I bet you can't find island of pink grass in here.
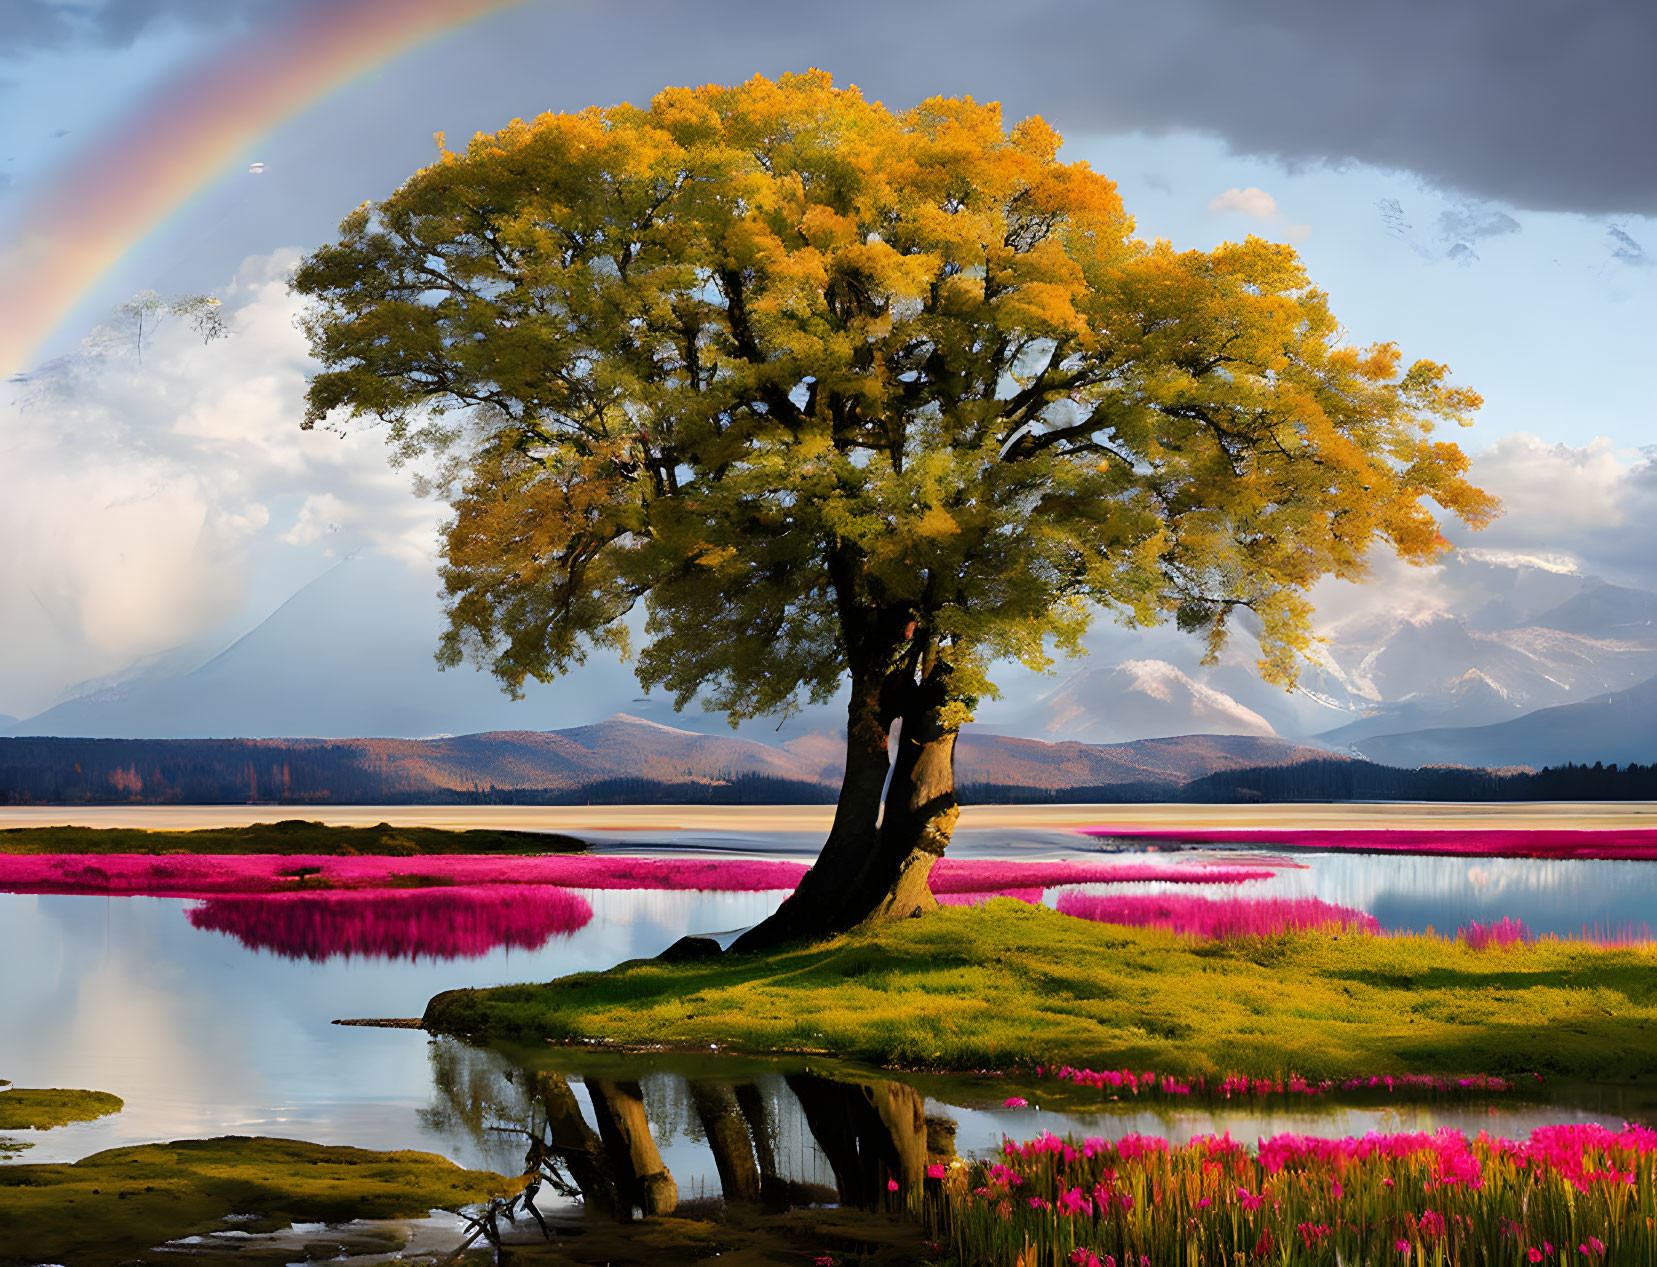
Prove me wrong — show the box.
[1082,825,1657,861]
[1457,917,1651,949]
[1030,1064,1521,1099]
[186,884,592,960]
[1055,891,1380,938]
[0,853,1278,899]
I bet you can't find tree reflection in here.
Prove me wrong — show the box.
[421,1040,958,1231]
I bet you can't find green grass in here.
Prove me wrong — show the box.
[0,1136,510,1267]
[0,1085,123,1130]
[0,818,587,855]
[424,900,1657,1079]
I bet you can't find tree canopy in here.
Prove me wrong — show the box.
[295,70,1493,723]
[292,72,1497,939]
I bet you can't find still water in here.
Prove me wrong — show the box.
[4,828,1655,1186]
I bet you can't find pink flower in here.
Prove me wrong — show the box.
[886,1179,899,1192]
[1396,1242,1410,1254]
[1004,1096,1029,1108]
[1528,1250,1544,1264]
[926,1164,947,1179]
[1331,1180,1343,1199]
[1297,1223,1331,1249]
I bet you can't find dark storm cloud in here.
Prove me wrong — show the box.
[7,0,1653,215]
[491,0,1655,218]
[0,0,76,52]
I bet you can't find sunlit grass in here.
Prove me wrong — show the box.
[0,1137,508,1266]
[425,901,1657,1079]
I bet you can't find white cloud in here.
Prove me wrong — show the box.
[1207,185,1310,244]
[1303,433,1657,642]
[0,250,441,716]
[1208,185,1278,218]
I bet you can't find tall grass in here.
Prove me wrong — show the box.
[923,1123,1656,1265]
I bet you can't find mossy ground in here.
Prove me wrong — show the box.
[0,818,586,855]
[425,900,1657,1079]
[0,1085,123,1129]
[462,1203,935,1266]
[0,1136,510,1267]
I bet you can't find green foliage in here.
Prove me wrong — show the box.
[292,71,1495,728]
[0,1137,508,1267]
[0,820,587,855]
[425,902,1657,1078]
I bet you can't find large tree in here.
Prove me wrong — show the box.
[291,72,1496,949]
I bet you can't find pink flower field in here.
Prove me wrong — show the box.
[1459,917,1653,950]
[926,1122,1657,1265]
[185,884,593,960]
[1081,825,1657,861]
[1028,1063,1520,1100]
[0,852,1279,898]
[1055,891,1381,937]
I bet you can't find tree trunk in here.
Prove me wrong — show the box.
[750,658,892,930]
[732,651,962,952]
[847,659,960,921]
[731,589,908,950]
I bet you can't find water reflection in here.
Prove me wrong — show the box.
[421,1042,953,1227]
[1071,849,1657,938]
[418,1040,1656,1237]
[3,841,1655,1175]
[184,885,592,961]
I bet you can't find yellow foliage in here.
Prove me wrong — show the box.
[292,69,1495,733]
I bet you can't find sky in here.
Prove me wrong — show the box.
[0,0,1654,724]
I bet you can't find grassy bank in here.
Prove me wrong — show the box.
[0,1083,124,1158]
[0,1085,123,1130]
[425,901,1657,1079]
[0,819,586,855]
[0,1137,508,1267]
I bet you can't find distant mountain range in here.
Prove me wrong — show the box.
[0,715,1326,805]
[1353,675,1657,770]
[5,550,1657,773]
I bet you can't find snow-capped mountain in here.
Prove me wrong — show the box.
[8,548,1657,772]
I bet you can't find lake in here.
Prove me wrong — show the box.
[3,807,1655,1255]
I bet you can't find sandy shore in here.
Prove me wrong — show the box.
[2,801,1656,835]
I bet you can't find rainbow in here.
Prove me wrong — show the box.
[0,0,529,379]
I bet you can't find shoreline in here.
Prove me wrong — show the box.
[5,800,1657,835]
